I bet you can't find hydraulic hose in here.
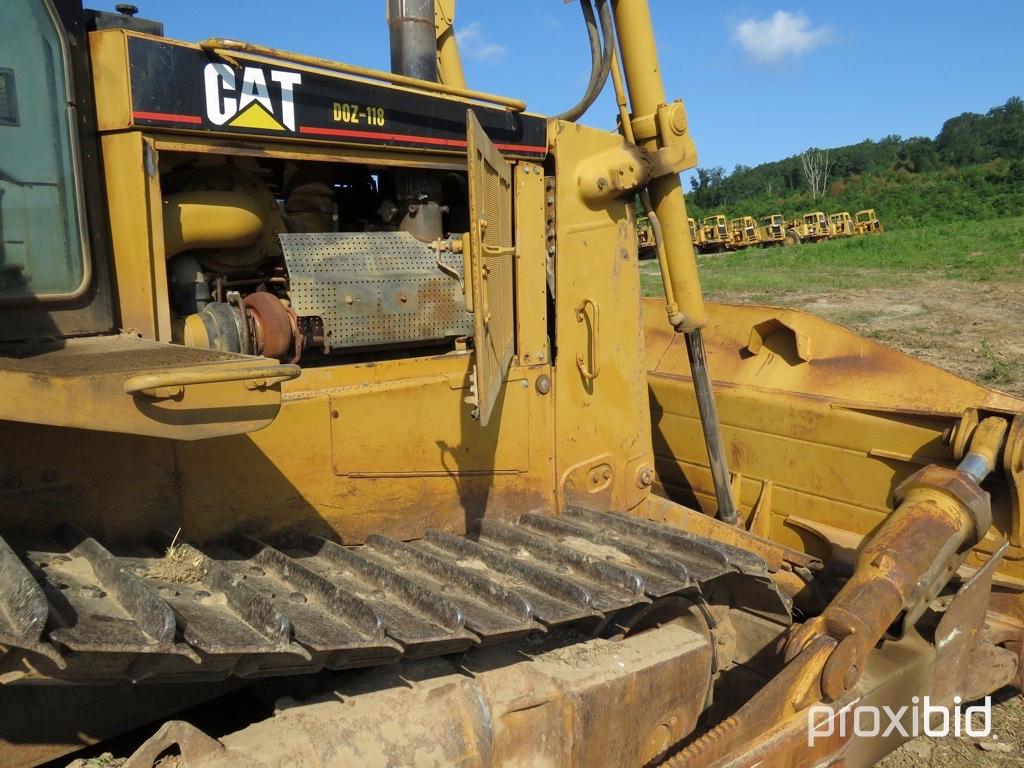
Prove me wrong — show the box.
[568,0,601,110]
[554,0,614,122]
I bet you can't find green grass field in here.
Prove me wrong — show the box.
[639,215,1024,298]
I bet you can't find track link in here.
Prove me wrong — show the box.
[0,509,788,684]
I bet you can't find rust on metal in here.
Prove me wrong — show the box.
[785,463,992,700]
[121,623,715,768]
[243,291,295,362]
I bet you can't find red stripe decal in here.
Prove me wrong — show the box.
[494,142,547,154]
[299,125,545,155]
[128,115,545,155]
[132,110,203,125]
[300,125,464,146]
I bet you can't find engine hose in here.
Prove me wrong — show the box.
[553,0,601,121]
[554,0,614,122]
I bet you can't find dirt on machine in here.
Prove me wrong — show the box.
[0,1,1020,767]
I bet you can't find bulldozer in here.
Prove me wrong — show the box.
[1,1,1021,767]
[856,208,885,235]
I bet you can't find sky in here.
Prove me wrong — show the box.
[136,1,1023,183]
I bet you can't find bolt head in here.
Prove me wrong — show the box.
[843,664,860,690]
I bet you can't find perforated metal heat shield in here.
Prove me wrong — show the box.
[280,231,473,351]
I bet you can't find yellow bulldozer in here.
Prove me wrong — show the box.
[0,1,1021,767]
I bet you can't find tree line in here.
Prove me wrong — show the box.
[686,97,1024,228]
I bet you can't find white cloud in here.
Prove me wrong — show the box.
[456,22,507,63]
[733,11,833,63]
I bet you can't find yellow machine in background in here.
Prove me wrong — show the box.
[856,207,885,234]
[788,210,831,244]
[758,213,786,245]
[728,215,762,249]
[0,1,1016,767]
[637,215,657,256]
[700,214,730,252]
[687,216,706,251]
[828,211,856,237]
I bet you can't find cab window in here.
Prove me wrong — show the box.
[0,0,87,300]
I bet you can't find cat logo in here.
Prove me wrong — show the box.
[203,63,302,131]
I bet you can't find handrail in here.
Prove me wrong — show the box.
[199,38,526,112]
[124,364,301,396]
[575,298,600,382]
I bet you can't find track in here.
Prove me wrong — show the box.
[0,508,789,685]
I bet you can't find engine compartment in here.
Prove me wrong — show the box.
[160,154,478,366]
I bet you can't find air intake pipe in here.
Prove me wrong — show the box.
[387,0,438,82]
[387,0,445,241]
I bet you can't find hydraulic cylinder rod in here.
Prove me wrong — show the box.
[611,0,736,522]
[685,330,735,522]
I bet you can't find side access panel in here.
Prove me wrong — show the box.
[0,334,299,439]
[466,110,515,427]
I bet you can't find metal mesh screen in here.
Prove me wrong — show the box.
[279,231,472,352]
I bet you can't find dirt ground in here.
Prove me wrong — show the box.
[873,688,1024,768]
[712,278,1024,767]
